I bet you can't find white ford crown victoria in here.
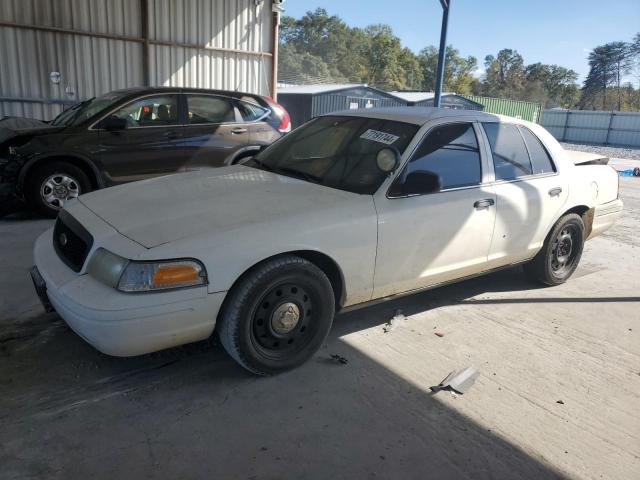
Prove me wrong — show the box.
[32,108,623,374]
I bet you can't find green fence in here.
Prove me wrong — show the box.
[461,95,542,123]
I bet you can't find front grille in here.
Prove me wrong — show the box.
[53,210,94,272]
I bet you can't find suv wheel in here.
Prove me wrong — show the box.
[217,255,335,375]
[25,162,92,217]
[524,213,585,286]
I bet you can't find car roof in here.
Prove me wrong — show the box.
[326,107,517,126]
[108,86,265,100]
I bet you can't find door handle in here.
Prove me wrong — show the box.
[473,198,495,210]
[164,131,180,139]
[548,187,562,197]
[231,127,247,134]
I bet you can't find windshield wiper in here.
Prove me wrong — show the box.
[52,97,95,126]
[273,166,322,184]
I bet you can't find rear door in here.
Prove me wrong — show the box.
[182,94,249,168]
[236,98,280,147]
[481,122,568,267]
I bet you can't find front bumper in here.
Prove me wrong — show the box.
[33,229,227,356]
[0,180,16,200]
[0,157,20,199]
[587,198,624,240]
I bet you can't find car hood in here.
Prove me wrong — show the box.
[78,165,361,248]
[0,121,64,144]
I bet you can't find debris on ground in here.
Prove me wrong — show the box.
[430,367,480,395]
[556,400,565,405]
[383,310,406,333]
[329,354,348,365]
[434,331,445,338]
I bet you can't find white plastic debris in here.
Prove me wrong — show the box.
[430,367,480,395]
[383,310,406,333]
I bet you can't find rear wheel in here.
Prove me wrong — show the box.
[25,162,92,217]
[524,213,585,286]
[217,255,335,375]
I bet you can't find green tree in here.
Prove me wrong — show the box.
[417,46,477,94]
[277,44,337,84]
[482,49,525,99]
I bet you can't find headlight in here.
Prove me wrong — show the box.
[87,248,207,293]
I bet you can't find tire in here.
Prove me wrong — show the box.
[25,162,92,218]
[524,213,585,286]
[231,150,258,165]
[217,255,335,375]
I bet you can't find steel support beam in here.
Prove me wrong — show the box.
[271,11,280,100]
[0,21,273,58]
[140,0,150,86]
[433,0,450,108]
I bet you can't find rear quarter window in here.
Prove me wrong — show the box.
[483,123,533,181]
[520,126,556,174]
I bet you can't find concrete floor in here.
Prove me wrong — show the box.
[1,177,639,480]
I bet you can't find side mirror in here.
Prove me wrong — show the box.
[376,147,401,173]
[390,170,442,197]
[102,115,127,131]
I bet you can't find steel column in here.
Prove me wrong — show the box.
[434,0,450,108]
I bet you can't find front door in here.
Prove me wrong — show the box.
[97,94,183,183]
[373,122,496,298]
[182,94,249,168]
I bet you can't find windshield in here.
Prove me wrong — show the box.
[51,91,129,127]
[246,115,419,194]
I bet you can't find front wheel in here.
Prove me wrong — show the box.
[524,213,585,286]
[25,162,92,217]
[217,255,335,375]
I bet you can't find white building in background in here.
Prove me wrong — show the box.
[0,0,282,120]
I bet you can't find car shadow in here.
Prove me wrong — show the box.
[0,267,573,479]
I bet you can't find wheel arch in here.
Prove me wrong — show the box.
[559,204,594,239]
[18,154,104,194]
[223,250,346,311]
[226,146,262,165]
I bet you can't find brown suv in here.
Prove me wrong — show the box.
[0,87,291,216]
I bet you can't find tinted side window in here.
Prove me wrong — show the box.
[112,95,178,127]
[186,96,235,124]
[520,126,556,174]
[237,100,269,121]
[483,123,532,180]
[400,123,481,190]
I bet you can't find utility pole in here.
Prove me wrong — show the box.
[433,0,451,107]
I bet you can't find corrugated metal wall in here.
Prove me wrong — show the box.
[540,109,640,147]
[413,95,483,111]
[0,0,273,120]
[148,0,272,94]
[312,94,405,117]
[462,95,542,123]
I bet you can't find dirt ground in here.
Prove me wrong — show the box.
[1,175,639,480]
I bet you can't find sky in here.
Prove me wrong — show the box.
[282,0,640,84]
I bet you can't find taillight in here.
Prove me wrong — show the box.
[270,102,291,133]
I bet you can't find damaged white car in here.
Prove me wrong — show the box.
[31,108,623,374]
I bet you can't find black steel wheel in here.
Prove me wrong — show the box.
[524,213,585,286]
[218,255,335,375]
[252,283,317,356]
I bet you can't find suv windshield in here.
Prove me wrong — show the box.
[51,91,129,127]
[246,115,419,194]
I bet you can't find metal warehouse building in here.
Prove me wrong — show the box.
[0,0,279,120]
[277,84,407,128]
[389,91,483,110]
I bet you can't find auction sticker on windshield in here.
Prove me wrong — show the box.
[360,129,399,145]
